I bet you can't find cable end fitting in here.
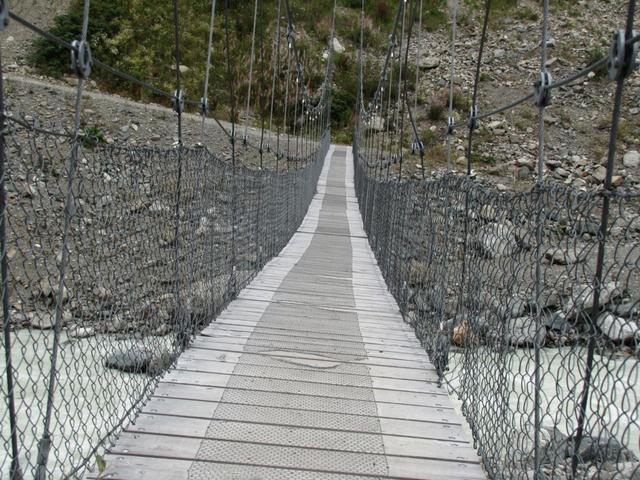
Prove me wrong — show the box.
[608,29,638,81]
[173,89,185,114]
[71,40,92,79]
[533,70,552,108]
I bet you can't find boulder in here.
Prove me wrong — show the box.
[418,55,440,70]
[597,312,638,342]
[623,150,640,168]
[104,347,155,374]
[563,282,620,317]
[544,247,579,265]
[331,37,345,53]
[504,316,546,347]
[475,221,518,258]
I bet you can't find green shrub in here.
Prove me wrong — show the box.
[428,104,444,121]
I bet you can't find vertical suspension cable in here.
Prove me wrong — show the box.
[533,2,550,478]
[398,0,418,179]
[465,0,491,175]
[267,0,282,157]
[173,0,183,145]
[445,0,458,171]
[414,0,423,114]
[224,0,238,294]
[171,0,188,349]
[572,1,636,476]
[394,0,406,169]
[201,0,217,141]
[257,0,266,168]
[356,0,365,160]
[243,0,259,143]
[282,33,292,162]
[36,2,91,478]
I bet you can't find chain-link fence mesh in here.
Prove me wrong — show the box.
[0,110,328,479]
[354,150,640,479]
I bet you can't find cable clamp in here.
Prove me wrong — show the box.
[468,104,478,130]
[0,1,8,31]
[533,70,552,107]
[71,40,92,79]
[200,97,209,116]
[287,27,294,49]
[608,28,639,81]
[411,140,424,155]
[173,89,184,114]
[447,116,455,135]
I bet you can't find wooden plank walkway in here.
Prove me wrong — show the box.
[94,146,485,479]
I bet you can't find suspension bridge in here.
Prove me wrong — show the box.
[1,0,639,479]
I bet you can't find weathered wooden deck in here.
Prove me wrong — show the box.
[95,146,485,479]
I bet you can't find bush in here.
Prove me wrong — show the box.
[428,104,444,121]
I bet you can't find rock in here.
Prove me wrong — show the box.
[418,55,440,70]
[623,150,640,168]
[452,320,469,347]
[504,316,546,347]
[69,326,95,338]
[544,248,579,265]
[331,37,345,54]
[39,279,69,302]
[611,175,625,187]
[30,310,71,329]
[610,300,638,319]
[554,167,570,178]
[544,113,558,125]
[104,347,155,374]
[517,166,531,180]
[591,165,607,184]
[475,221,518,258]
[545,311,571,332]
[574,435,638,464]
[493,48,505,59]
[572,178,587,189]
[564,282,620,317]
[170,64,190,74]
[501,297,527,318]
[516,157,535,170]
[597,312,638,342]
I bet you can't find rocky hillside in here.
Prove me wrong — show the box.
[401,0,639,190]
[1,0,638,183]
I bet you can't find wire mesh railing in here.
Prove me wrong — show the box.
[0,0,334,477]
[354,162,640,479]
[0,113,328,479]
[353,0,639,479]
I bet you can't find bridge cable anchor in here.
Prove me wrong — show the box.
[447,116,455,135]
[411,140,424,156]
[173,89,184,114]
[468,104,478,130]
[71,40,92,79]
[607,28,639,81]
[200,97,209,117]
[533,70,552,107]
